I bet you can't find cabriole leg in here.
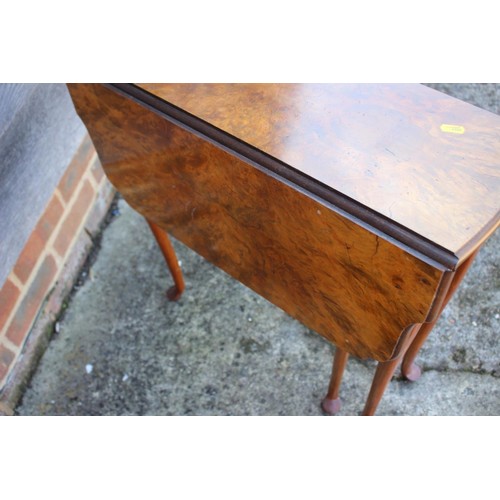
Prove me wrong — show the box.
[402,250,478,381]
[147,219,185,301]
[322,347,349,415]
[362,357,401,416]
[362,324,421,415]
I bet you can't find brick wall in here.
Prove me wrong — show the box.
[0,134,115,402]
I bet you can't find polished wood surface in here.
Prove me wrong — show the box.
[138,83,500,265]
[67,83,499,415]
[68,83,447,362]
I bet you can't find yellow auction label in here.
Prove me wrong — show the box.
[440,124,465,134]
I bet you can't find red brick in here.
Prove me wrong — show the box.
[14,195,64,283]
[57,134,94,203]
[53,180,95,258]
[36,194,64,242]
[90,156,105,184]
[0,280,21,332]
[0,344,16,384]
[6,255,58,346]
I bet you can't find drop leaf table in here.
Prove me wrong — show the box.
[67,84,500,415]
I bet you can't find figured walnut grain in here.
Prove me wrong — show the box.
[138,83,500,264]
[68,84,448,362]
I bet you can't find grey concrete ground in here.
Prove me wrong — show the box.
[17,84,500,416]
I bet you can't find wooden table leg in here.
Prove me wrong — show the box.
[321,347,349,415]
[362,357,402,416]
[361,324,421,415]
[401,250,478,381]
[146,219,185,301]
